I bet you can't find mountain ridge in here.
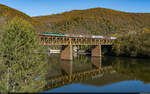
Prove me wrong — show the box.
[32,7,150,36]
[0,4,150,36]
[33,7,150,18]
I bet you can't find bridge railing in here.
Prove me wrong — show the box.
[39,36,115,45]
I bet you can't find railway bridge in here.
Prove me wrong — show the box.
[39,32,116,60]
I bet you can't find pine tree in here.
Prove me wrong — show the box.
[0,17,48,92]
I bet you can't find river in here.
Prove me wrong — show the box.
[43,54,150,93]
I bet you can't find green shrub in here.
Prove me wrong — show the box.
[0,17,48,92]
[112,30,150,57]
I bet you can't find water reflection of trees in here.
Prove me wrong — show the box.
[46,54,103,79]
[73,54,91,64]
[42,55,150,91]
[112,57,150,84]
[46,54,150,84]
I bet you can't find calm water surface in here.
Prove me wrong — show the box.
[43,54,150,93]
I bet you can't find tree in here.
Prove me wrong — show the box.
[112,30,150,57]
[0,17,48,92]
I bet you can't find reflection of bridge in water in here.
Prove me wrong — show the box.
[40,35,116,60]
[43,56,115,91]
[40,54,150,92]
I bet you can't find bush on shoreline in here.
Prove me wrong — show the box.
[112,29,150,58]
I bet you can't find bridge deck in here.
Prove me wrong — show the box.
[40,36,115,45]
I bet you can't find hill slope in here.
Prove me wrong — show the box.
[33,8,150,36]
[0,4,48,33]
[1,4,150,36]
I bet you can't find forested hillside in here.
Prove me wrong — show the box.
[33,8,150,36]
[1,4,150,36]
[0,4,48,33]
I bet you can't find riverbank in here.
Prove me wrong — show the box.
[112,31,150,58]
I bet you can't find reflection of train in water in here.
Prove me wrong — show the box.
[41,32,117,40]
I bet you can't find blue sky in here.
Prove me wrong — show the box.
[0,0,150,17]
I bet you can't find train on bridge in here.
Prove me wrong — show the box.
[41,32,117,40]
[40,32,116,60]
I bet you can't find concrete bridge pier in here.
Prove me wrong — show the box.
[61,45,73,60]
[92,45,102,57]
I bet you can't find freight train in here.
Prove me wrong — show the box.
[41,32,117,39]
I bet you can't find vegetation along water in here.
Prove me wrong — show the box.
[0,3,150,93]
